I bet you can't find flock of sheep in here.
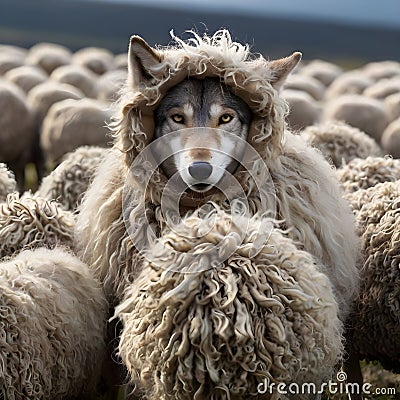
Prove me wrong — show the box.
[0,36,400,399]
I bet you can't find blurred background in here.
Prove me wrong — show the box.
[1,0,399,65]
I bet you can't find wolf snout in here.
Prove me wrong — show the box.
[188,162,213,180]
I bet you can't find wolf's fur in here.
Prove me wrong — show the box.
[75,29,359,398]
[154,77,252,191]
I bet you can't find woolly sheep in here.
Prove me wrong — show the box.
[363,60,400,81]
[0,247,107,399]
[0,192,75,258]
[284,73,325,100]
[72,46,114,75]
[5,65,48,94]
[40,98,112,164]
[381,118,400,158]
[323,94,388,141]
[384,92,400,123]
[96,69,126,102]
[116,210,343,399]
[26,42,72,75]
[0,79,36,185]
[50,64,98,98]
[299,59,343,87]
[324,71,374,100]
[36,146,106,212]
[27,80,84,126]
[336,156,400,194]
[301,121,382,168]
[345,180,400,373]
[0,44,27,59]
[0,52,25,75]
[0,163,16,202]
[363,77,400,100]
[282,89,320,130]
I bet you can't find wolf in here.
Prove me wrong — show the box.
[153,77,253,193]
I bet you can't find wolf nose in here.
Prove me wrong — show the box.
[188,162,213,180]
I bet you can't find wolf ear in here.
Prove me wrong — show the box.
[128,35,162,88]
[268,52,302,90]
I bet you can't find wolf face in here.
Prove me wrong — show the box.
[154,78,253,193]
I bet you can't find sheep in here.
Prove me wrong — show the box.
[385,92,400,122]
[301,121,382,168]
[115,209,343,399]
[0,44,28,59]
[25,42,72,75]
[0,192,75,258]
[0,163,16,202]
[27,81,84,127]
[345,180,400,374]
[96,69,126,102]
[381,118,400,158]
[283,73,325,100]
[324,71,374,100]
[36,146,106,212]
[282,89,320,130]
[72,46,114,75]
[299,59,343,87]
[5,65,48,94]
[336,156,400,194]
[0,52,25,75]
[0,247,107,400]
[40,98,112,165]
[76,30,358,396]
[363,77,400,100]
[50,64,98,98]
[362,60,400,81]
[0,79,36,186]
[322,94,388,142]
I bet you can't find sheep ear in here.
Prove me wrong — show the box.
[268,52,302,90]
[128,35,162,88]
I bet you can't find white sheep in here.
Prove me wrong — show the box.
[363,77,400,100]
[72,46,114,75]
[362,60,400,81]
[36,146,106,212]
[384,92,400,123]
[0,247,107,399]
[282,89,320,130]
[323,94,388,142]
[284,73,325,100]
[0,192,75,258]
[40,98,112,165]
[337,156,400,194]
[25,42,72,75]
[324,71,374,100]
[50,64,98,98]
[0,79,36,186]
[299,59,343,87]
[381,118,400,158]
[301,121,382,168]
[5,65,48,94]
[27,81,84,126]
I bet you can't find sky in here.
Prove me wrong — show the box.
[102,0,400,29]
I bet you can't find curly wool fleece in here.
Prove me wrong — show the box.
[76,30,358,322]
[0,247,107,400]
[115,209,342,400]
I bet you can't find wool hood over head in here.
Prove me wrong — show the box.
[111,30,301,168]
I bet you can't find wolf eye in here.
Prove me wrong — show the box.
[219,114,233,124]
[171,114,184,124]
